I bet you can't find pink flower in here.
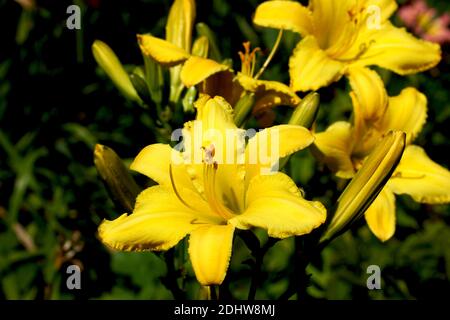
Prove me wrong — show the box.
[398,0,450,44]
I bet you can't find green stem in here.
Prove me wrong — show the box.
[247,253,263,300]
[161,249,185,300]
[244,235,277,300]
[210,285,218,300]
[278,234,324,300]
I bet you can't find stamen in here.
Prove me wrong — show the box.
[203,143,216,165]
[328,3,368,59]
[238,41,261,77]
[202,145,235,220]
[169,163,195,210]
[254,29,283,80]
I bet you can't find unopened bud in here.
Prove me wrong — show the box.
[233,93,256,127]
[288,92,320,129]
[320,131,406,244]
[166,0,196,53]
[130,73,152,106]
[94,144,142,213]
[182,86,198,113]
[92,40,141,102]
[196,22,222,61]
[192,36,209,59]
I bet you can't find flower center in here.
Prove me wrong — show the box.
[334,40,375,63]
[326,3,374,61]
[202,144,236,221]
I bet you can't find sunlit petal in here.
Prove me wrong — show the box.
[379,88,427,144]
[188,224,235,285]
[253,0,313,36]
[289,36,345,91]
[347,66,388,123]
[229,173,326,238]
[98,186,219,252]
[245,124,314,179]
[312,122,356,178]
[365,186,396,242]
[236,73,300,113]
[389,145,450,204]
[355,23,441,75]
[138,34,189,67]
[180,56,230,87]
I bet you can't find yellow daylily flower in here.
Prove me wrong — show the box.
[179,41,301,123]
[313,66,450,241]
[137,0,205,102]
[98,95,326,285]
[137,0,196,64]
[253,0,441,91]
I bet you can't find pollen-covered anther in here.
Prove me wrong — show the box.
[238,41,261,77]
[203,143,216,165]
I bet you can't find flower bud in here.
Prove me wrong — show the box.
[192,36,209,59]
[288,92,320,129]
[94,144,142,213]
[233,93,256,127]
[166,0,196,53]
[320,131,406,244]
[182,86,198,113]
[92,40,141,102]
[196,22,222,61]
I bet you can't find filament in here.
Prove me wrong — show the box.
[254,29,283,80]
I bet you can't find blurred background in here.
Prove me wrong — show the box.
[0,0,449,299]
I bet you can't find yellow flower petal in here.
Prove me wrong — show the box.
[180,56,230,87]
[350,91,384,158]
[229,173,326,238]
[195,95,237,137]
[245,124,314,179]
[98,186,214,252]
[165,0,196,53]
[312,122,355,178]
[188,224,235,285]
[355,23,441,75]
[137,34,189,67]
[379,88,427,144]
[347,66,388,123]
[309,0,358,50]
[236,73,300,113]
[289,36,345,91]
[253,0,313,36]
[367,0,398,22]
[364,186,396,242]
[130,143,193,188]
[389,145,450,204]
